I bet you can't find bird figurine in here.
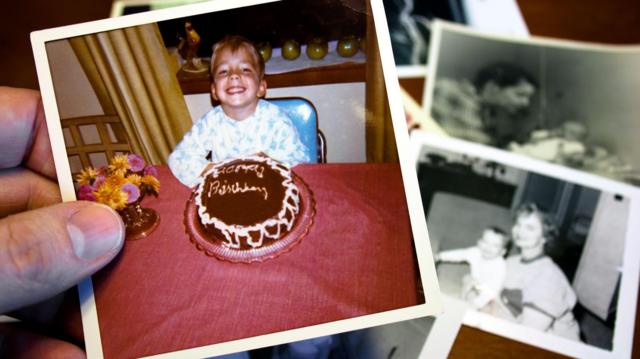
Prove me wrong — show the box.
[179,21,208,73]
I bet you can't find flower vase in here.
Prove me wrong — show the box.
[119,199,160,240]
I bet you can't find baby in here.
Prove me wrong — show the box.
[168,35,310,187]
[437,227,508,309]
[508,121,587,166]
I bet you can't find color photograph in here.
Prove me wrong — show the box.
[31,0,441,357]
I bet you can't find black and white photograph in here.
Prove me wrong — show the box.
[383,0,464,66]
[423,21,640,187]
[383,0,527,70]
[410,131,640,358]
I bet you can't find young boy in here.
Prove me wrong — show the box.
[437,227,508,310]
[169,35,310,187]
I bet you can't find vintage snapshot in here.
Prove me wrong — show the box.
[384,0,527,77]
[411,131,640,358]
[383,0,464,67]
[423,21,640,187]
[30,0,441,357]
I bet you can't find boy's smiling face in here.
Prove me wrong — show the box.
[211,45,266,121]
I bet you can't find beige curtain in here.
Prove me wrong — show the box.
[69,23,192,165]
[364,5,398,163]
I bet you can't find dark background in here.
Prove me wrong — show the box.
[2,1,640,90]
[155,0,366,55]
[1,0,639,357]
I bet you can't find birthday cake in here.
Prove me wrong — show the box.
[194,155,301,250]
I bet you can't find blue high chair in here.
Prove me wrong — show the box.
[268,98,326,163]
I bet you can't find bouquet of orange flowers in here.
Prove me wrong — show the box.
[75,153,160,210]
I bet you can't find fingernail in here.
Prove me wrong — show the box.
[67,203,125,260]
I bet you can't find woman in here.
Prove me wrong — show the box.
[497,203,581,341]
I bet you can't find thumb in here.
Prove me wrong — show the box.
[0,201,125,314]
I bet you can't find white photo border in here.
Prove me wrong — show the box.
[31,0,442,357]
[396,64,429,79]
[417,297,467,358]
[423,20,640,107]
[110,0,209,18]
[410,130,640,359]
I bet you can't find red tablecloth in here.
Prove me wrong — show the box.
[92,163,421,358]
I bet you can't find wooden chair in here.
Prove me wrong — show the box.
[60,115,132,174]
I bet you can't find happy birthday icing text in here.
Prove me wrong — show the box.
[208,180,269,200]
[221,163,265,178]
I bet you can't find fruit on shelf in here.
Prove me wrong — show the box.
[257,42,272,62]
[306,37,328,60]
[281,39,301,60]
[337,35,359,57]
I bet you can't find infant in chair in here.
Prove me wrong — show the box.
[436,227,508,310]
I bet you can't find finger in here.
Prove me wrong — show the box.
[8,289,85,345]
[0,322,85,359]
[0,201,125,314]
[0,87,56,180]
[7,290,85,350]
[0,168,62,217]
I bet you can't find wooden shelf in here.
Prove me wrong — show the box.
[177,61,366,94]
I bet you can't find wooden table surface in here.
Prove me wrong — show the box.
[1,1,639,357]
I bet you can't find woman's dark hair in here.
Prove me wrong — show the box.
[514,202,558,243]
[474,62,538,90]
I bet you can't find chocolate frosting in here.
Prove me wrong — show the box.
[194,156,300,250]
[201,160,286,225]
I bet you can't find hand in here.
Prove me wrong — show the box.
[0,87,125,356]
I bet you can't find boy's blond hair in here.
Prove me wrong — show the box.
[210,35,265,79]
